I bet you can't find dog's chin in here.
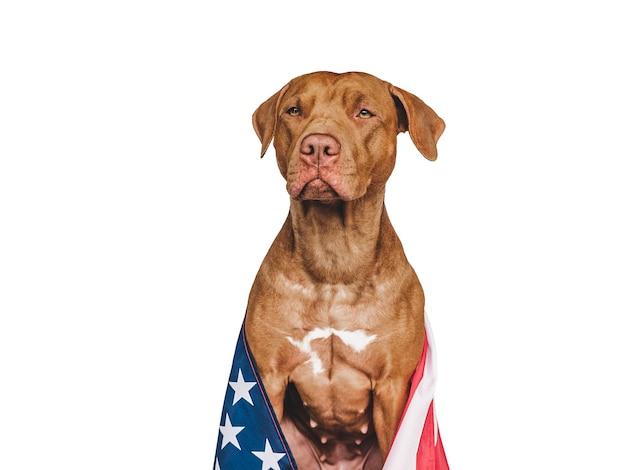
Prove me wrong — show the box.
[296,179,342,203]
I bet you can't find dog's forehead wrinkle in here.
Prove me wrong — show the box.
[289,74,383,113]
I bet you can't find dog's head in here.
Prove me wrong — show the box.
[253,71,445,202]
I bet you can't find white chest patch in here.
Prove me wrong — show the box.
[286,328,377,375]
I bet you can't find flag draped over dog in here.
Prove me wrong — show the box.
[213,316,448,469]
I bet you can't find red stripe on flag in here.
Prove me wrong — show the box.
[416,402,449,469]
[383,315,449,469]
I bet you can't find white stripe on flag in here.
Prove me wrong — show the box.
[382,314,438,469]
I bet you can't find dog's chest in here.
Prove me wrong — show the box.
[286,326,377,375]
[281,282,384,382]
[275,276,395,379]
[285,281,380,354]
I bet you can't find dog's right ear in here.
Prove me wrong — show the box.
[252,83,291,158]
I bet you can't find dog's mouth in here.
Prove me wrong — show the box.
[297,178,340,202]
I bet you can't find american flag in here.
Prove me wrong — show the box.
[213,315,448,469]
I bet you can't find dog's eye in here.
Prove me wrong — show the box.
[286,106,301,116]
[358,109,374,118]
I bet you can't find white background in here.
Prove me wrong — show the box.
[1,1,625,468]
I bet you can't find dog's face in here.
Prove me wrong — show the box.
[253,71,445,202]
[271,72,400,202]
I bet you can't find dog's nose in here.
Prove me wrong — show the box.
[299,134,341,166]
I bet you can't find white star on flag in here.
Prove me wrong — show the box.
[228,368,256,406]
[219,414,245,450]
[251,438,286,470]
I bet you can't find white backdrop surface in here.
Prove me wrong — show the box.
[1,1,625,468]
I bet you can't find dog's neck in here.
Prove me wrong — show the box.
[286,188,394,284]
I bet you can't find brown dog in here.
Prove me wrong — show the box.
[245,71,444,469]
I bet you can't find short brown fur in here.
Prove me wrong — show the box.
[245,71,444,469]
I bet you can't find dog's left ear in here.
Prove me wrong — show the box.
[390,85,445,161]
[252,83,291,158]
